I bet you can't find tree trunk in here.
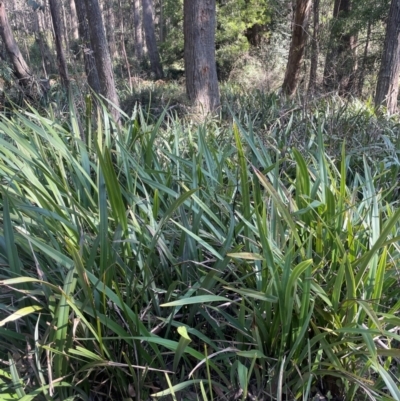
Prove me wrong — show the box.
[308,0,320,95]
[49,0,84,141]
[118,0,132,86]
[282,0,312,96]
[142,0,163,78]
[61,1,70,57]
[84,0,120,122]
[0,2,32,87]
[69,0,79,40]
[375,0,400,114]
[159,0,164,43]
[323,0,357,94]
[48,0,70,90]
[34,9,55,76]
[104,0,117,59]
[184,0,220,113]
[132,0,144,60]
[74,0,101,94]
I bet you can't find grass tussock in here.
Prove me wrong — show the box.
[0,93,400,400]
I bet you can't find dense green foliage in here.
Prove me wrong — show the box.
[158,0,271,79]
[1,92,400,400]
[1,0,400,399]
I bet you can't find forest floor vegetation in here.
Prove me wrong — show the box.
[1,86,400,401]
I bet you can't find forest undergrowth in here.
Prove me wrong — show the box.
[1,88,400,401]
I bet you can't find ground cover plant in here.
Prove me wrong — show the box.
[1,95,400,401]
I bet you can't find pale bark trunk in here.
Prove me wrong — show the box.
[132,0,144,60]
[61,1,70,56]
[84,0,120,122]
[308,0,320,95]
[282,0,312,96]
[159,0,164,42]
[118,0,132,86]
[74,0,101,94]
[142,0,163,78]
[34,9,55,76]
[0,2,32,87]
[184,0,220,113]
[104,0,117,59]
[375,0,400,114]
[69,0,79,40]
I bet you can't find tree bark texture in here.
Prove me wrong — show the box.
[69,0,79,40]
[282,0,312,96]
[34,9,55,76]
[84,0,120,122]
[74,0,101,94]
[118,0,132,85]
[142,0,163,78]
[308,0,320,94]
[375,0,400,114]
[132,0,144,60]
[49,0,70,90]
[323,0,357,94]
[61,1,70,56]
[184,0,220,113]
[104,0,117,59]
[0,2,32,86]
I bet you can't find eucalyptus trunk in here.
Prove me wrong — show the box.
[375,0,400,114]
[84,0,120,122]
[74,0,101,94]
[0,2,32,87]
[48,0,70,90]
[69,0,79,40]
[184,0,220,114]
[104,0,117,59]
[61,1,70,56]
[132,0,144,60]
[34,9,55,76]
[308,0,320,94]
[142,0,163,78]
[282,0,312,96]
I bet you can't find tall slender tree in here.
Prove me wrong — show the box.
[375,0,400,114]
[61,1,70,56]
[142,0,163,78]
[132,0,144,60]
[308,0,320,95]
[184,0,220,113]
[84,0,120,122]
[74,0,101,94]
[48,0,69,90]
[34,7,55,76]
[69,0,79,40]
[49,0,84,140]
[104,0,117,59]
[282,0,312,96]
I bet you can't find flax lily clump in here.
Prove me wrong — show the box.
[0,99,400,400]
